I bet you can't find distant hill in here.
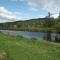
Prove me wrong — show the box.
[0,17,54,32]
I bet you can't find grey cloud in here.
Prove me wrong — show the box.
[26,0,60,14]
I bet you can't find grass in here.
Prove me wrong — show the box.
[0,33,60,60]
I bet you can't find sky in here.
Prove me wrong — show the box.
[0,0,60,23]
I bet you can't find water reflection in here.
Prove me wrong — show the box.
[0,30,60,41]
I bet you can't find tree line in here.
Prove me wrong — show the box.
[0,12,60,42]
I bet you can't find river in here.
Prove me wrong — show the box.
[0,30,58,40]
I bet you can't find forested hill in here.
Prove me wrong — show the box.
[0,18,47,31]
[0,17,60,32]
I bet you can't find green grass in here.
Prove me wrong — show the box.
[0,33,60,60]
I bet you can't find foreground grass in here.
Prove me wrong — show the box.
[0,33,60,60]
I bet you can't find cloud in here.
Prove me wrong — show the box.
[27,2,39,12]
[10,0,60,18]
[25,0,60,18]
[28,7,39,12]
[26,0,60,14]
[0,6,24,22]
[52,14,59,18]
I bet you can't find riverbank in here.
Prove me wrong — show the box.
[0,33,60,60]
[0,28,57,33]
[0,27,59,33]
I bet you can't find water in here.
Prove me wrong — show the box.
[0,30,58,40]
[0,30,44,40]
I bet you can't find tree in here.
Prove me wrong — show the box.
[55,13,60,42]
[44,12,54,41]
[58,13,60,19]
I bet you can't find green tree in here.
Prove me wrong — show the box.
[44,12,54,41]
[54,13,60,42]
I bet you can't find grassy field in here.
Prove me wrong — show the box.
[0,33,60,60]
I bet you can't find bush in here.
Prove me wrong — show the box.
[31,38,37,40]
[17,35,24,38]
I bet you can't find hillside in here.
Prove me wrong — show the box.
[0,33,60,60]
[0,17,59,32]
[0,18,52,32]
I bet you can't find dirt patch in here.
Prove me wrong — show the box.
[0,52,7,60]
